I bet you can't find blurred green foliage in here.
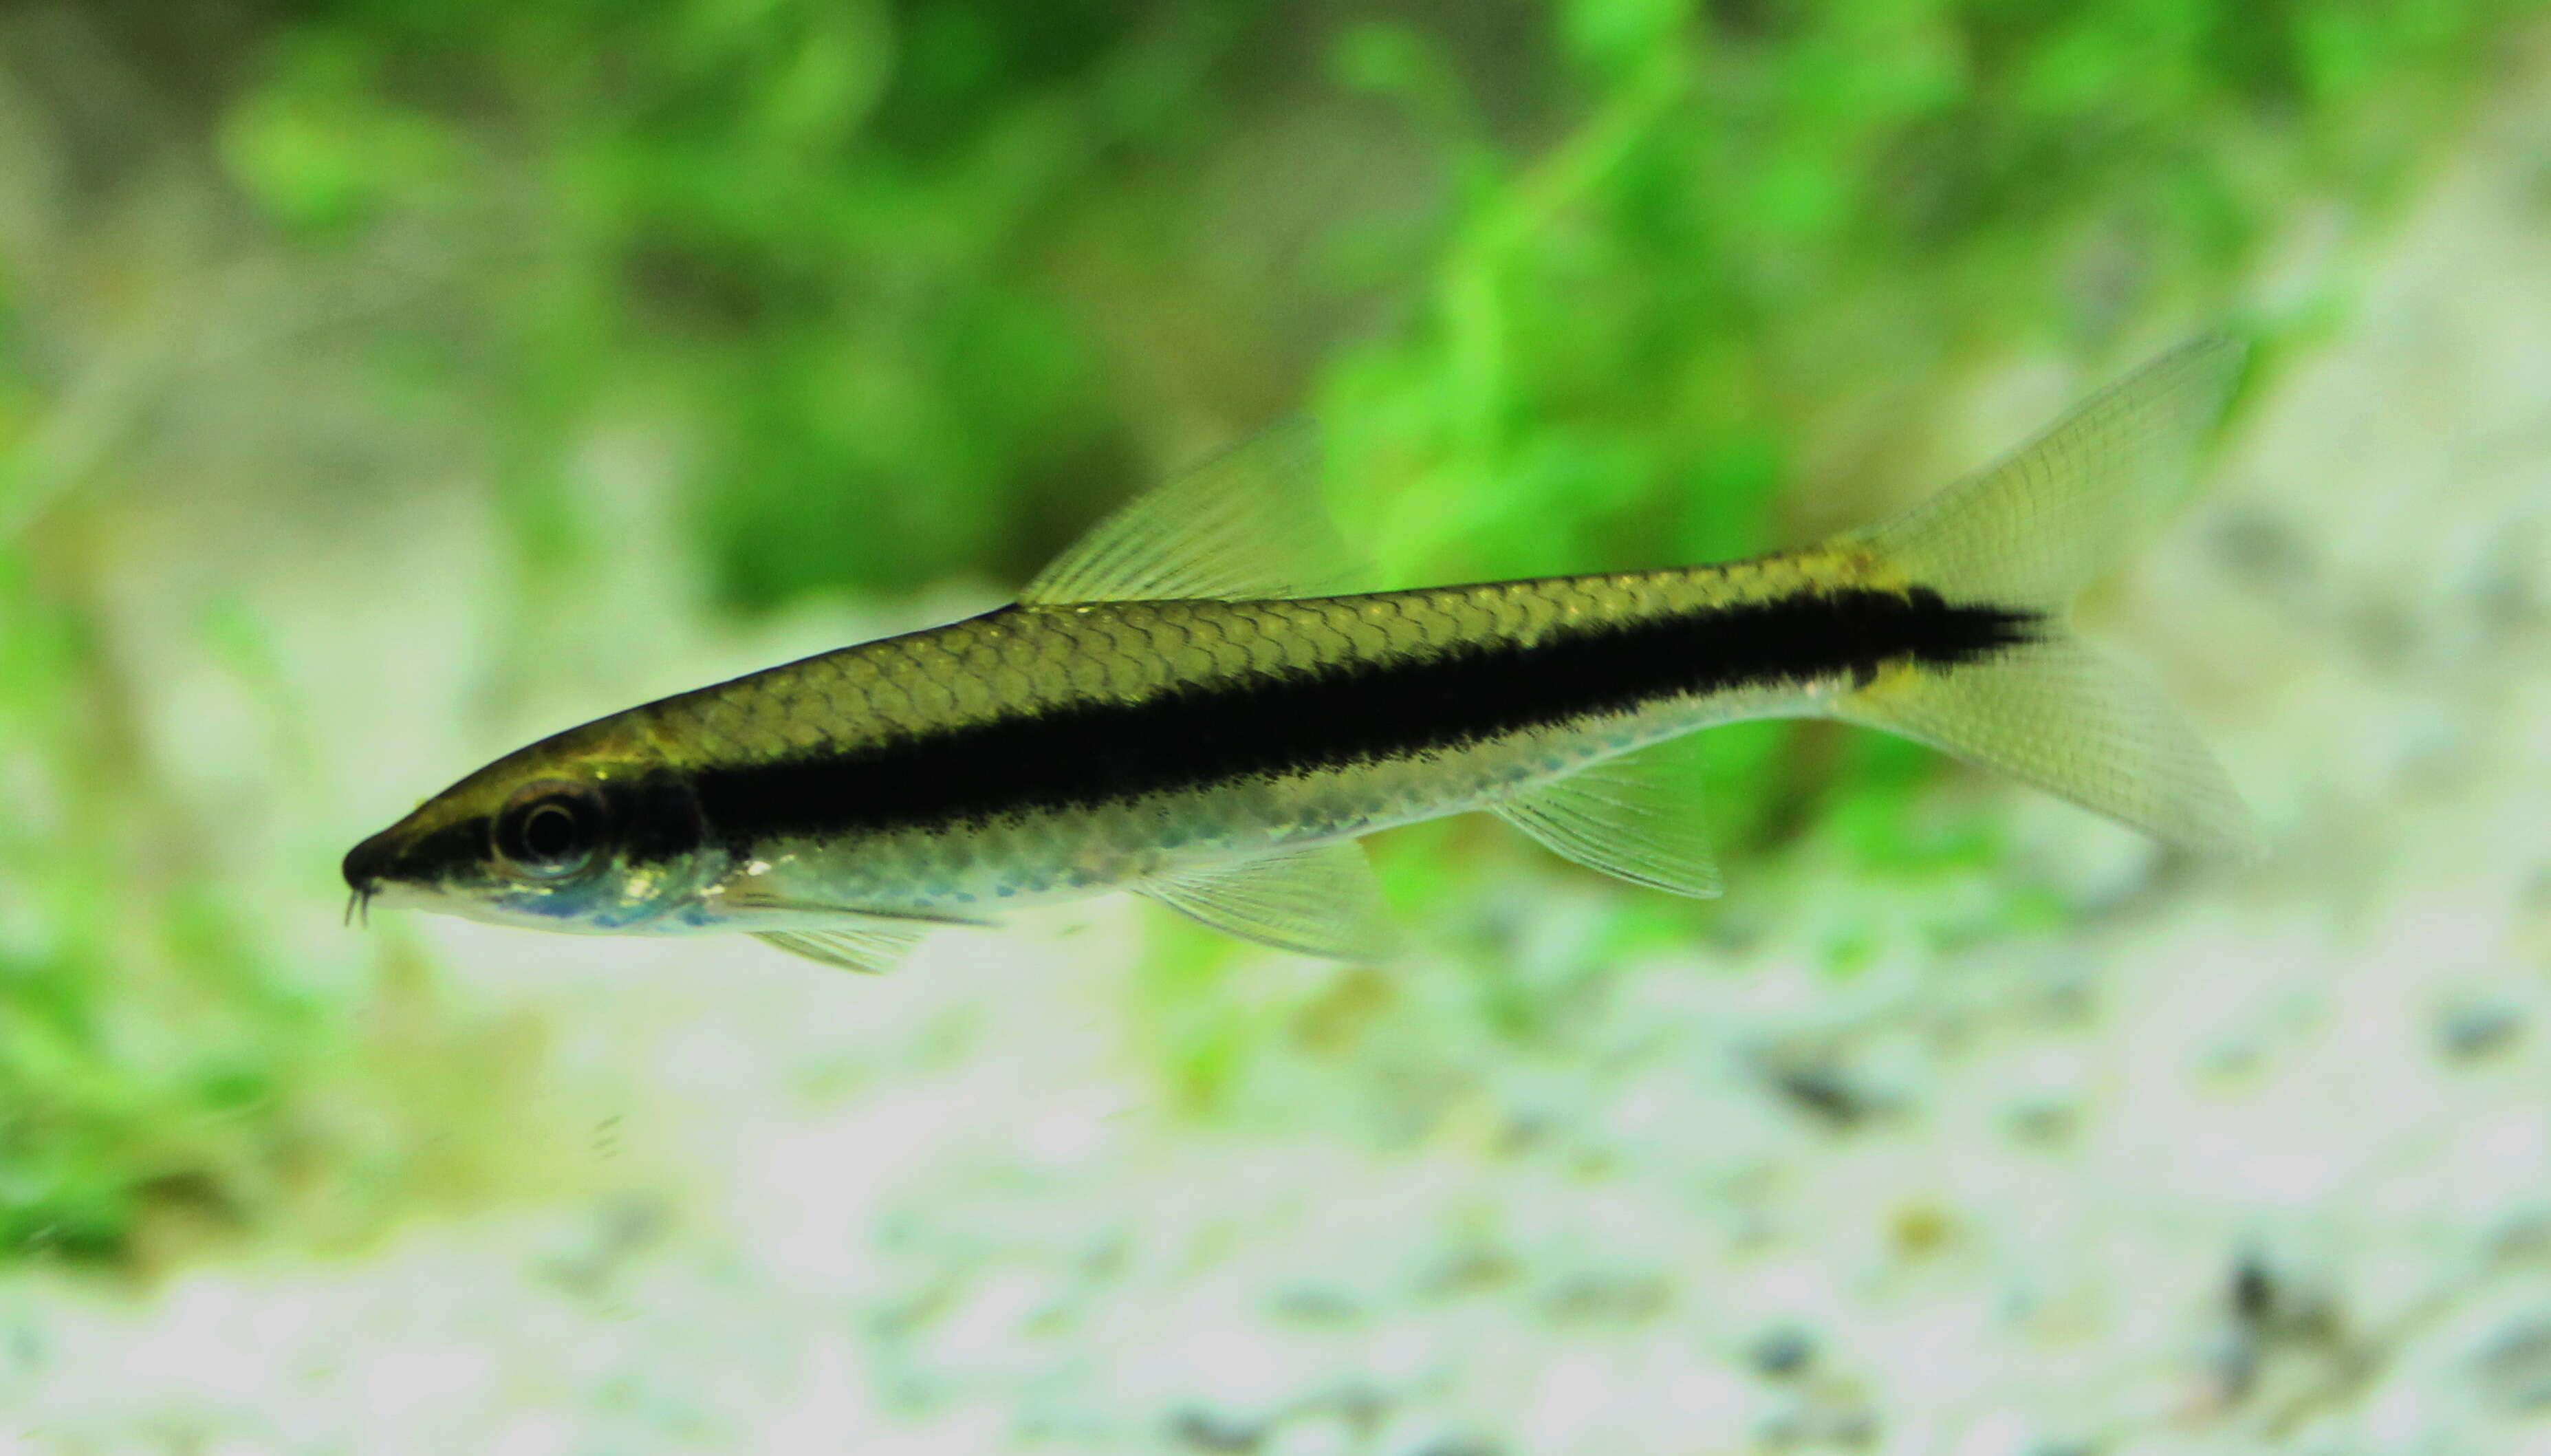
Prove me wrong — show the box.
[0,550,562,1264]
[219,0,2514,843]
[219,0,2510,598]
[0,0,2530,1258]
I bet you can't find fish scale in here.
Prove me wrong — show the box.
[599,561,1863,918]
[647,561,1822,767]
[345,336,2255,970]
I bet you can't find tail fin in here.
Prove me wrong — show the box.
[1835,334,2259,857]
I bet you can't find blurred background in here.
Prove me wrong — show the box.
[3,1,2549,1451]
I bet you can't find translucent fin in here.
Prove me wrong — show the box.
[1492,734,1722,898]
[752,924,926,975]
[717,886,997,928]
[1829,334,2259,858]
[1847,333,2247,610]
[1138,843,1399,961]
[1021,417,1380,605]
[1839,639,2259,856]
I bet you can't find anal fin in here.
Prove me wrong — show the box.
[1492,733,1723,898]
[752,924,926,975]
[1138,842,1399,961]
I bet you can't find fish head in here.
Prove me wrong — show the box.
[343,728,715,934]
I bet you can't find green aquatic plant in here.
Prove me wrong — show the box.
[0,550,596,1263]
[0,0,2529,1263]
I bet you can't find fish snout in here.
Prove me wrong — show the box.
[342,827,400,898]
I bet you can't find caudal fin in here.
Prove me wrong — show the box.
[1834,334,2259,858]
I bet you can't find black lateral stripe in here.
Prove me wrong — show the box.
[688,587,2037,845]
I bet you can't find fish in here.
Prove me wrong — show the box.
[343,334,2257,973]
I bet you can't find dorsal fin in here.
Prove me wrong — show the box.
[1137,843,1399,961]
[1020,417,1380,605]
[1490,734,1722,898]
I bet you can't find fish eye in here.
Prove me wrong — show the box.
[495,780,607,879]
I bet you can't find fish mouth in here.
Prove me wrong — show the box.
[341,825,404,927]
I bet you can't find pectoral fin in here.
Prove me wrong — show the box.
[1492,734,1723,898]
[1021,417,1380,605]
[717,886,998,928]
[752,925,927,975]
[1138,843,1398,961]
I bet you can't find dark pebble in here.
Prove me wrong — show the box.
[1169,1406,1263,1452]
[2440,1001,2523,1060]
[1750,1325,1816,1377]
[2477,1317,2551,1411]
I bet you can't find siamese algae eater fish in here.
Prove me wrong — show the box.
[344,336,2255,973]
